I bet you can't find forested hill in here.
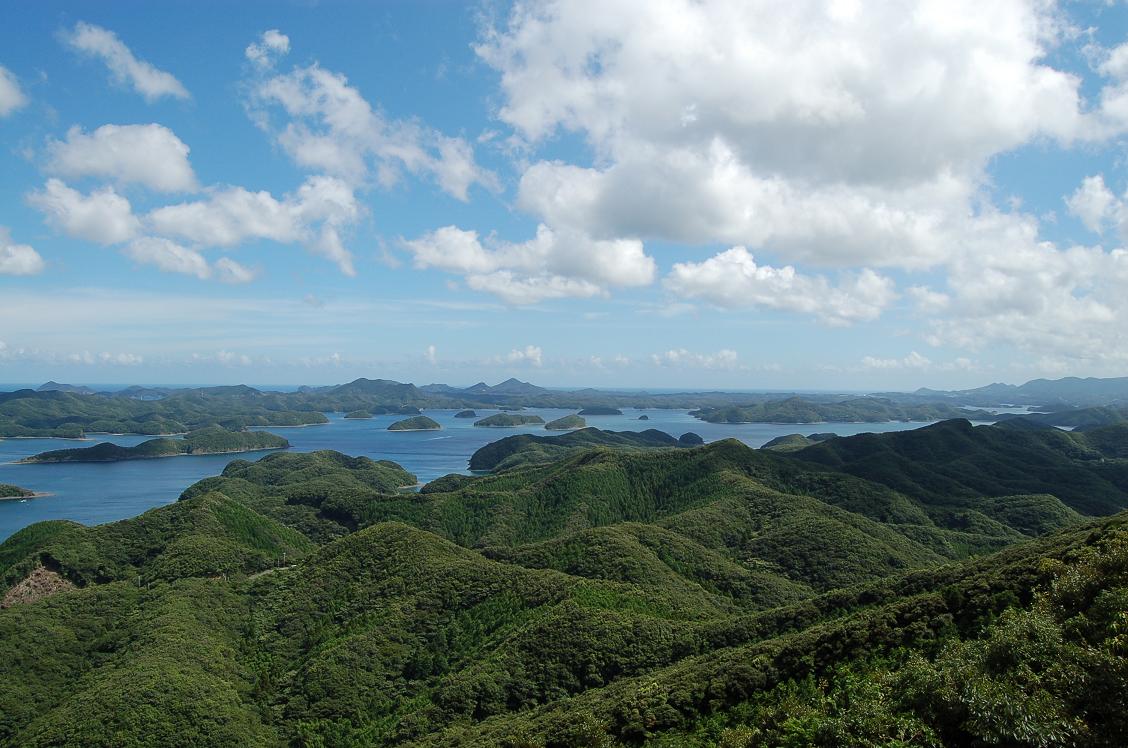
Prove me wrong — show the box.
[0,422,1126,745]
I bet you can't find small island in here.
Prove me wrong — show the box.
[0,483,39,500]
[637,414,650,421]
[454,410,478,418]
[344,410,373,419]
[545,414,586,430]
[578,407,623,416]
[21,427,289,464]
[474,414,546,428]
[388,416,442,431]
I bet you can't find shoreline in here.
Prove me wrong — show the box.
[0,492,52,501]
[16,445,290,465]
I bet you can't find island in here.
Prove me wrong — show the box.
[21,427,289,463]
[544,414,586,430]
[678,432,705,446]
[343,410,373,419]
[0,484,36,500]
[387,416,442,431]
[637,414,650,420]
[577,406,623,416]
[474,414,546,428]
[691,397,996,424]
[454,410,478,418]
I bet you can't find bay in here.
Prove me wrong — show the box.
[0,408,993,541]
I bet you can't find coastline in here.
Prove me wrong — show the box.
[16,445,290,465]
[0,492,52,501]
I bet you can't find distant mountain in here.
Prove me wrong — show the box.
[888,375,1128,408]
[329,378,425,400]
[36,381,94,395]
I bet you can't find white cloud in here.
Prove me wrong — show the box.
[403,223,654,303]
[1066,174,1126,238]
[650,348,739,370]
[28,178,140,245]
[46,124,197,192]
[424,344,438,365]
[213,257,257,284]
[862,351,932,370]
[245,29,290,69]
[0,227,45,276]
[0,65,28,116]
[505,345,543,366]
[146,175,361,275]
[477,0,1120,270]
[249,61,495,198]
[665,246,896,325]
[123,237,210,279]
[61,21,189,102]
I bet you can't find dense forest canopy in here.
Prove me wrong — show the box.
[1,419,1127,745]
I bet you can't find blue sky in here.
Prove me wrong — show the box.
[1,0,1127,390]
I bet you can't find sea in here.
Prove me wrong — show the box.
[0,408,1002,541]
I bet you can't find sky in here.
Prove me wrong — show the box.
[1,0,1128,391]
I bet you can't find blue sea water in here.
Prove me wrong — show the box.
[0,409,992,541]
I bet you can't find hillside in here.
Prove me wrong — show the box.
[0,422,1125,745]
[20,428,289,463]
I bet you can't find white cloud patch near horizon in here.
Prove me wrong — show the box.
[0,227,45,276]
[61,21,189,102]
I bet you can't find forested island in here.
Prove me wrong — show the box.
[20,428,289,463]
[691,396,996,423]
[387,416,442,431]
[473,413,546,427]
[343,410,372,419]
[453,410,477,418]
[544,414,586,430]
[577,406,623,416]
[0,419,1126,744]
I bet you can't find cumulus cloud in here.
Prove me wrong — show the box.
[1066,174,1127,239]
[61,21,189,101]
[424,344,438,365]
[0,65,28,116]
[245,29,290,69]
[248,61,495,198]
[46,124,197,192]
[146,175,362,275]
[477,0,1118,269]
[213,257,257,284]
[665,246,896,325]
[28,178,141,245]
[403,223,654,303]
[0,227,45,275]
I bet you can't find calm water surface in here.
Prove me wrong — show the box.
[0,408,994,540]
